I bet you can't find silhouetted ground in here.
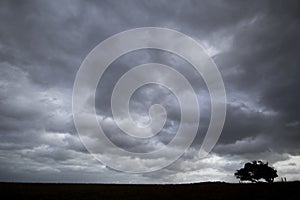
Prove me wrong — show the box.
[0,181,299,200]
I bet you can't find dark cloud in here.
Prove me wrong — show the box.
[0,0,299,183]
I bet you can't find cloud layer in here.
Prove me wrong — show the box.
[0,0,299,183]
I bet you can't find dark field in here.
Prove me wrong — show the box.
[0,182,299,200]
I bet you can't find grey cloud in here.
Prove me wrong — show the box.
[0,0,299,183]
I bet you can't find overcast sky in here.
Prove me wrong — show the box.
[0,0,299,183]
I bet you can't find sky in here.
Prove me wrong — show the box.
[0,0,299,183]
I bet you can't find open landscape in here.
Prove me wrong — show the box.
[1,182,299,200]
[0,1,299,200]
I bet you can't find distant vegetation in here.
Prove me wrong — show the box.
[234,160,278,183]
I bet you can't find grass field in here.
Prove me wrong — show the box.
[0,181,299,200]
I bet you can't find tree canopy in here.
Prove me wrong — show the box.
[234,160,278,183]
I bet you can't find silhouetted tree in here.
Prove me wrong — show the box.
[235,160,278,183]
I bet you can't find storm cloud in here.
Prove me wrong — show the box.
[0,0,299,183]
